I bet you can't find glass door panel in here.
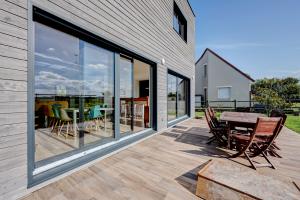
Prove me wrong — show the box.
[120,57,133,134]
[133,60,151,133]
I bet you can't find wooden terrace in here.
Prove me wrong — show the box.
[23,118,300,200]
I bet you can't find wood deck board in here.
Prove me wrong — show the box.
[23,119,300,199]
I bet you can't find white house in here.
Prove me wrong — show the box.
[195,48,255,108]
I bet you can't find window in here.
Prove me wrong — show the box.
[32,11,154,173]
[204,64,207,77]
[167,72,189,121]
[34,22,115,163]
[173,2,187,42]
[218,87,231,99]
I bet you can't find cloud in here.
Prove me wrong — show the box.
[87,63,108,70]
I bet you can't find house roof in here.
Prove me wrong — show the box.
[196,48,255,82]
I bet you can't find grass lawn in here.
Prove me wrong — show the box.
[285,115,300,134]
[195,111,300,134]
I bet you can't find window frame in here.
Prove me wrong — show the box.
[167,69,190,125]
[217,86,232,100]
[173,2,187,42]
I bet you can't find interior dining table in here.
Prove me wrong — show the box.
[220,111,265,148]
[65,107,114,136]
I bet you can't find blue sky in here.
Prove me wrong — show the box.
[189,0,300,80]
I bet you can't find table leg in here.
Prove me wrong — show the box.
[73,110,77,136]
[227,123,231,149]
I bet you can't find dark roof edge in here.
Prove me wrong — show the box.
[196,48,255,82]
[187,0,196,17]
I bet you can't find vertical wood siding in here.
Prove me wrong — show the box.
[0,0,195,198]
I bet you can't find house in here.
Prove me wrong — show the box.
[195,48,255,108]
[0,1,195,199]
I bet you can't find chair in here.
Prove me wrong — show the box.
[58,108,73,138]
[229,117,282,170]
[204,109,228,146]
[266,110,287,157]
[51,104,62,133]
[88,105,104,131]
[208,107,227,127]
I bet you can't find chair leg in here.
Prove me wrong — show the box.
[244,152,257,170]
[59,122,64,136]
[262,151,276,169]
[66,122,69,139]
[206,136,216,144]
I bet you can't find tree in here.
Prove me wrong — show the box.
[251,77,300,112]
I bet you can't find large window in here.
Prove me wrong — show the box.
[167,72,189,122]
[33,19,154,170]
[34,22,115,163]
[173,2,187,42]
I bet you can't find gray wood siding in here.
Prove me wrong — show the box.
[0,0,28,199]
[0,0,195,198]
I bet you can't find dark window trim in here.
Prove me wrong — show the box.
[28,6,158,187]
[173,2,187,42]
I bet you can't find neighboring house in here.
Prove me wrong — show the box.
[195,48,255,108]
[0,1,195,199]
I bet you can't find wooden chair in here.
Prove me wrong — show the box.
[207,107,226,127]
[229,117,282,170]
[204,109,228,146]
[265,110,287,157]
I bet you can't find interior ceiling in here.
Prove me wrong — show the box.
[134,59,150,81]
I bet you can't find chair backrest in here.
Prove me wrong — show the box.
[134,104,144,119]
[207,107,219,125]
[89,105,102,119]
[252,117,282,144]
[59,108,71,121]
[52,104,62,119]
[270,109,287,130]
[204,109,216,131]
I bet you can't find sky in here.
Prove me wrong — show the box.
[189,0,300,80]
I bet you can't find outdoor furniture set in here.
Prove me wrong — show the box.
[204,107,287,170]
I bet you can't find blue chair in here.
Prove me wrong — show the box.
[88,105,104,131]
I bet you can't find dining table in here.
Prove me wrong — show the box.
[65,107,114,136]
[220,111,265,148]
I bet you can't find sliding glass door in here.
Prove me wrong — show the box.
[120,57,152,135]
[167,71,189,122]
[33,21,154,169]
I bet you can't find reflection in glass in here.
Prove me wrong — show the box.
[120,58,151,135]
[167,73,188,121]
[34,22,114,163]
[177,78,186,117]
[167,74,177,121]
[120,57,133,134]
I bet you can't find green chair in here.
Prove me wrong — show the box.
[58,108,73,138]
[51,104,62,133]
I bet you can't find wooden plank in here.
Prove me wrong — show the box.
[0,44,27,60]
[0,32,27,49]
[0,90,27,102]
[0,55,27,71]
[0,20,27,39]
[0,133,26,149]
[0,0,28,19]
[0,79,27,92]
[0,112,27,125]
[0,67,27,80]
[5,0,28,9]
[0,101,27,113]
[0,9,27,29]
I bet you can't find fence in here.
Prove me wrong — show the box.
[195,99,300,115]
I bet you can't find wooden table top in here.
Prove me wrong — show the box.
[220,112,265,124]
